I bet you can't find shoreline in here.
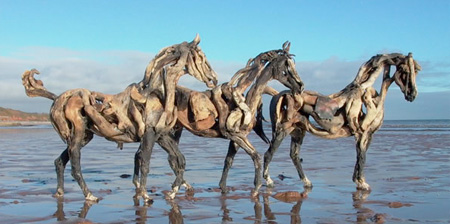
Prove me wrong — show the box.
[0,121,51,127]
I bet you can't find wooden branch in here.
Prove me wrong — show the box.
[21,69,57,100]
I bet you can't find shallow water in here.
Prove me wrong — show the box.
[0,120,449,223]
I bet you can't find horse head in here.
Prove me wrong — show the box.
[185,34,218,88]
[267,41,304,95]
[141,34,218,89]
[392,53,421,102]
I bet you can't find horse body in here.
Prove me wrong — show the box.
[22,35,218,203]
[162,42,304,196]
[263,53,421,191]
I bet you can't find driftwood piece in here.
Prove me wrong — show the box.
[173,42,305,196]
[189,91,218,122]
[21,35,218,203]
[140,34,217,133]
[21,69,57,100]
[263,53,421,192]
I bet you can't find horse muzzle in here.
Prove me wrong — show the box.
[405,91,417,102]
[292,80,305,95]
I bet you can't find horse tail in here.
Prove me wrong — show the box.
[253,101,270,144]
[22,69,57,101]
[269,90,290,138]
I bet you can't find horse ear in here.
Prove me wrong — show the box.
[283,41,291,53]
[191,34,201,45]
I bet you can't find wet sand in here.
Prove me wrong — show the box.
[0,121,449,223]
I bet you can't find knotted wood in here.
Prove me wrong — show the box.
[264,53,421,192]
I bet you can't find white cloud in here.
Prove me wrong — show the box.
[298,57,363,94]
[415,60,450,92]
[1,47,152,113]
[1,47,448,120]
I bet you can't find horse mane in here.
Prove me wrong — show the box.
[140,35,217,90]
[228,45,293,93]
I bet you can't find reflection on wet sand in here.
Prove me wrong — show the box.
[133,197,183,224]
[129,189,310,223]
[50,189,377,224]
[352,190,386,223]
[54,197,185,224]
[260,194,304,224]
[220,189,310,223]
[132,197,147,223]
[167,200,183,224]
[49,189,386,224]
[54,198,95,221]
[134,203,148,224]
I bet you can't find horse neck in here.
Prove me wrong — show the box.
[378,65,396,103]
[141,66,184,105]
[244,67,273,115]
[140,55,162,87]
[141,51,185,88]
[354,61,385,90]
[334,58,391,99]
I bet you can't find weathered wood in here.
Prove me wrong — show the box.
[263,53,421,191]
[21,35,218,203]
[172,42,305,196]
[190,91,217,121]
[21,69,57,100]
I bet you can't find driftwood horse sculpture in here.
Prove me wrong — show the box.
[22,35,217,203]
[263,53,421,191]
[145,42,304,196]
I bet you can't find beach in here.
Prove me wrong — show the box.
[0,120,449,223]
[0,121,51,127]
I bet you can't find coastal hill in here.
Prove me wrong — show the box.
[0,107,49,126]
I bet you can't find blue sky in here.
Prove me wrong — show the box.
[1,0,449,119]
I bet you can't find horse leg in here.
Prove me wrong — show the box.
[54,147,69,197]
[54,130,93,198]
[170,127,192,191]
[158,134,191,199]
[263,130,288,188]
[289,129,312,188]
[133,144,142,190]
[132,146,143,206]
[352,132,373,191]
[233,137,262,197]
[68,139,98,202]
[135,129,157,204]
[54,127,93,198]
[219,141,239,193]
[132,131,153,190]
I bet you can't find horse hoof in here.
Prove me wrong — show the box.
[85,193,99,202]
[53,192,64,198]
[266,179,275,188]
[303,178,313,188]
[220,187,229,194]
[165,191,177,200]
[182,182,194,192]
[186,186,195,193]
[141,193,154,205]
[53,188,65,198]
[144,198,154,205]
[356,182,371,191]
[184,185,195,196]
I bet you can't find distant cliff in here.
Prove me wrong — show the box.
[0,107,49,125]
